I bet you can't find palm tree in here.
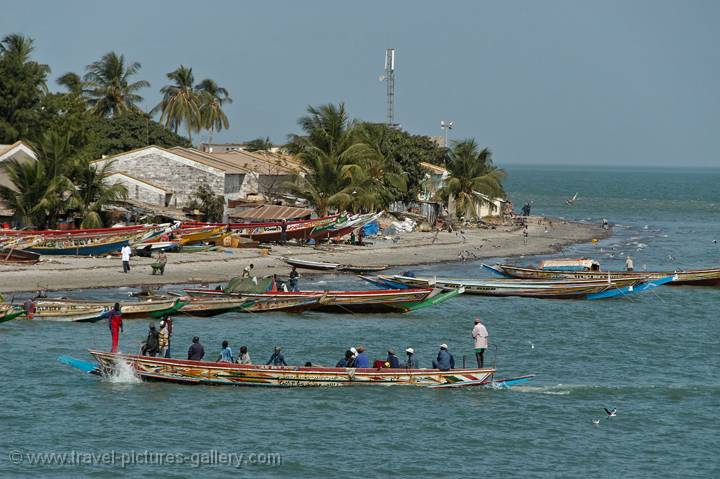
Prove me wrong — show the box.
[57,72,90,97]
[438,139,506,219]
[84,52,149,117]
[72,159,128,228]
[0,34,37,63]
[285,103,373,216]
[195,78,232,144]
[152,65,201,141]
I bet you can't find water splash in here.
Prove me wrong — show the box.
[105,358,141,384]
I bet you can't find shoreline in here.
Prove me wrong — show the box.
[0,218,611,293]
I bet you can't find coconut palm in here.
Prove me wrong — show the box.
[72,159,128,228]
[84,52,149,117]
[0,34,38,63]
[57,72,90,97]
[152,65,201,141]
[195,78,232,144]
[285,103,374,216]
[438,139,506,219]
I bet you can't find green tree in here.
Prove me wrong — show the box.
[187,183,224,222]
[153,65,201,142]
[438,139,506,219]
[72,159,128,228]
[0,34,50,143]
[196,78,232,145]
[244,137,273,152]
[285,103,374,216]
[84,52,149,117]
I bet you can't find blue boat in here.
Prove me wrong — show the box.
[25,237,130,256]
[359,275,411,289]
[586,275,676,300]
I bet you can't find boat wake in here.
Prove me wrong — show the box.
[105,358,141,384]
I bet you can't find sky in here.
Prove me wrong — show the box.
[2,0,719,167]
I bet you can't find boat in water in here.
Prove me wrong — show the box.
[60,351,535,389]
[176,296,322,316]
[485,259,720,286]
[0,304,25,323]
[283,257,388,273]
[370,274,654,300]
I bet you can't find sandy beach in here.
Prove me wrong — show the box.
[0,218,610,293]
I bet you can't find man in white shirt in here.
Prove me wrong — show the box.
[121,245,132,273]
[625,256,634,272]
[472,318,489,368]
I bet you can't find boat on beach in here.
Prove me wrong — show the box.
[372,274,652,300]
[486,260,720,286]
[74,350,519,388]
[283,257,389,273]
[0,247,40,264]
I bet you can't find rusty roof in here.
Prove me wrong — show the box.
[230,204,313,221]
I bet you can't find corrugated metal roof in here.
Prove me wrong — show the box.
[230,204,313,221]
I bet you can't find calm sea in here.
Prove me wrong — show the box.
[1,165,719,478]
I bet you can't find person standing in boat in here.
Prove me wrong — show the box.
[187,336,205,361]
[108,303,123,353]
[162,315,173,358]
[432,344,455,371]
[354,346,370,368]
[288,266,300,292]
[217,340,234,363]
[238,345,251,364]
[472,318,489,368]
[266,346,287,366]
[121,244,132,273]
[404,348,419,369]
[23,298,36,320]
[142,323,159,357]
[625,256,634,271]
[158,320,170,358]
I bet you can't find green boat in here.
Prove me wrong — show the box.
[0,306,25,323]
[402,287,464,312]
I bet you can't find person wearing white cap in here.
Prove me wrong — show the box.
[432,344,455,371]
[404,347,419,369]
[472,318,489,368]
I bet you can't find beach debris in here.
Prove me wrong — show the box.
[604,408,617,417]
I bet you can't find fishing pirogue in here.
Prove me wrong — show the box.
[485,259,720,286]
[64,351,534,389]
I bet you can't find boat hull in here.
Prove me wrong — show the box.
[88,351,495,388]
[494,264,720,286]
[25,238,130,256]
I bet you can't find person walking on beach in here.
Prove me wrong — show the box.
[188,336,205,361]
[472,318,489,368]
[217,340,234,363]
[280,220,288,245]
[523,224,529,245]
[108,303,123,353]
[267,346,288,366]
[121,244,132,273]
[625,256,634,272]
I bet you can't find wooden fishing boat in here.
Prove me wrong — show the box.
[0,224,150,238]
[0,305,25,323]
[0,247,40,264]
[487,261,720,286]
[59,354,536,389]
[85,350,497,388]
[183,287,455,313]
[383,275,649,299]
[177,297,258,316]
[42,298,187,319]
[23,236,132,256]
[308,213,379,241]
[283,257,387,273]
[240,296,323,313]
[235,216,339,243]
[29,301,109,322]
[177,226,227,246]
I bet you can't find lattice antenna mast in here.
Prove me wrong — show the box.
[382,48,396,126]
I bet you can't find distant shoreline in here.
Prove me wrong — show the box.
[0,218,611,294]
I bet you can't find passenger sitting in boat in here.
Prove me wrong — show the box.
[386,349,400,368]
[141,324,160,357]
[404,348,419,369]
[238,345,251,364]
[336,350,354,367]
[432,344,455,371]
[217,340,234,363]
[354,346,370,368]
[187,336,205,361]
[266,346,287,366]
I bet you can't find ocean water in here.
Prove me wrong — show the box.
[1,165,719,478]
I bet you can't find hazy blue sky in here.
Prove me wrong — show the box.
[2,0,718,166]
